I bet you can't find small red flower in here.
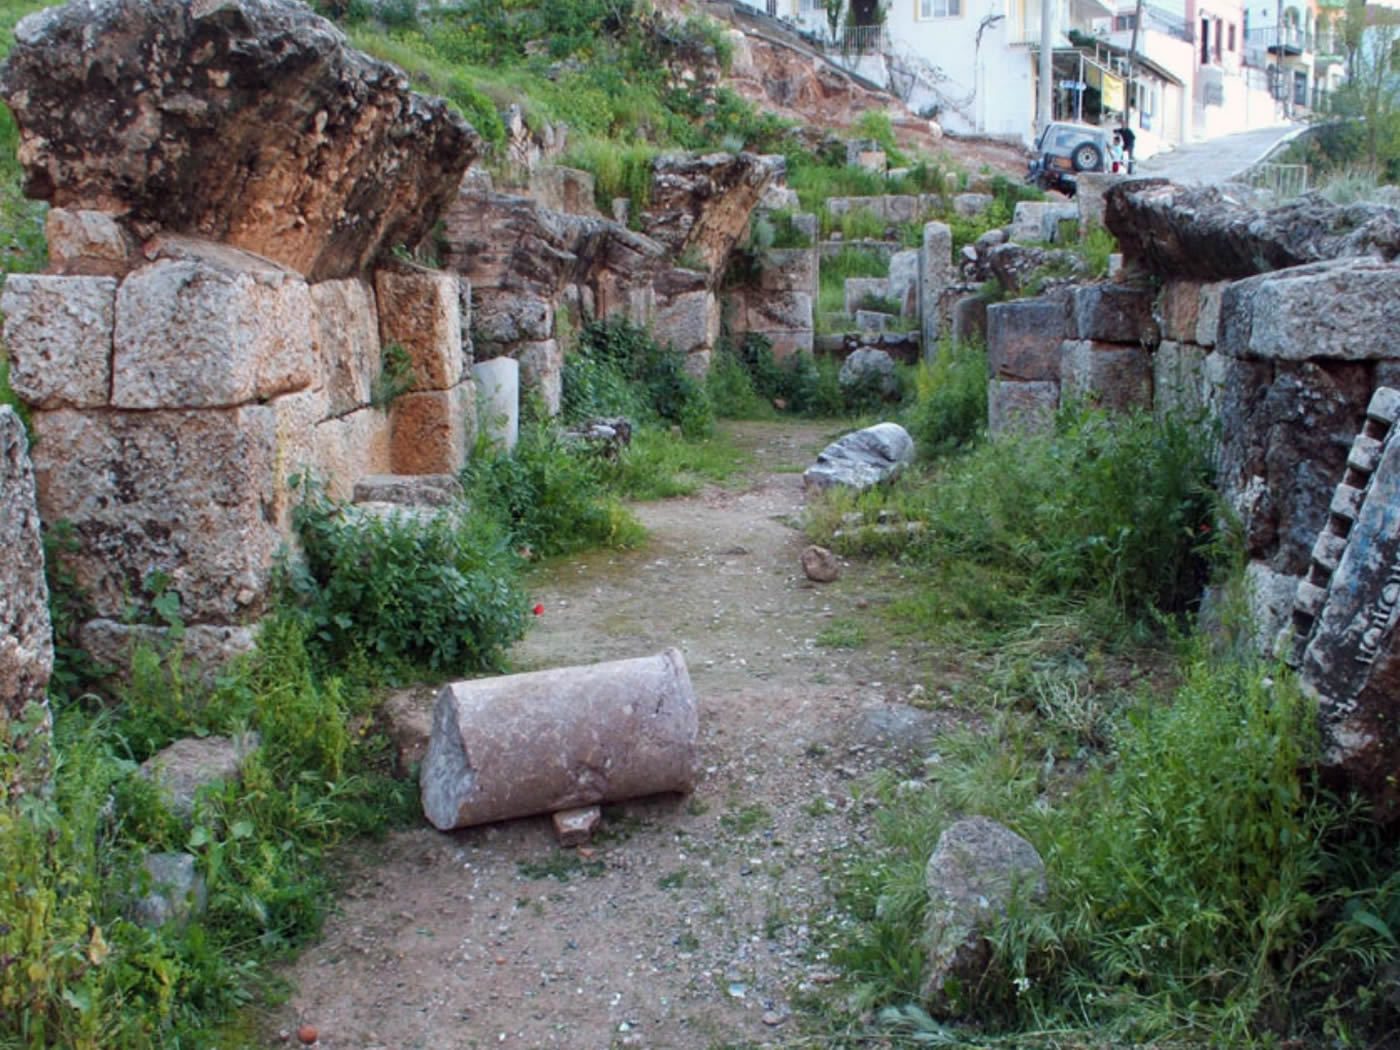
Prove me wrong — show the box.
[532,604,545,616]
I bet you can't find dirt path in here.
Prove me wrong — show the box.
[272,420,961,1050]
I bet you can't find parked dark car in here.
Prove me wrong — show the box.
[1026,121,1114,197]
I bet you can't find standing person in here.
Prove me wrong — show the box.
[1109,132,1125,173]
[1116,125,1136,172]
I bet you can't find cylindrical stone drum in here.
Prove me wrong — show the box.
[472,356,519,453]
[420,648,700,831]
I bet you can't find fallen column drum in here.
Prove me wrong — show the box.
[420,648,700,831]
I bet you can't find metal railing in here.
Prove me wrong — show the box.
[1246,162,1309,199]
[1244,25,1314,59]
[826,23,889,55]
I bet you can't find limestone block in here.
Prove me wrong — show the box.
[950,295,988,345]
[472,292,554,349]
[0,406,52,788]
[802,423,914,492]
[78,620,257,685]
[1195,280,1228,347]
[1241,561,1301,658]
[839,348,898,397]
[884,195,919,225]
[986,298,1066,382]
[112,257,313,409]
[790,213,819,242]
[310,277,380,417]
[1220,258,1400,361]
[1075,172,1114,235]
[1,274,115,409]
[1215,357,1367,574]
[29,406,294,621]
[141,734,260,819]
[375,266,464,392]
[888,250,919,317]
[352,474,462,508]
[473,357,519,452]
[517,339,562,416]
[1153,340,1210,423]
[1060,340,1152,411]
[684,347,712,379]
[921,222,954,346]
[854,310,890,332]
[420,649,700,830]
[1009,201,1052,243]
[655,288,717,356]
[922,817,1046,1015]
[759,248,817,294]
[952,193,993,218]
[988,379,1058,435]
[553,806,602,846]
[843,278,888,315]
[312,406,393,500]
[390,381,477,475]
[45,208,137,277]
[1157,280,1203,342]
[747,291,813,332]
[1066,283,1157,344]
[759,184,800,211]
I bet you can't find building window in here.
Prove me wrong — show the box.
[918,0,961,18]
[1115,14,1136,30]
[1228,23,1236,50]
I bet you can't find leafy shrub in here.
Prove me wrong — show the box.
[569,317,714,437]
[461,423,645,558]
[282,477,527,673]
[901,337,988,456]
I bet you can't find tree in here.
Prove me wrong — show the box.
[1331,9,1400,178]
[824,0,844,44]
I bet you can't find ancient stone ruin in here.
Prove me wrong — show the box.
[981,177,1400,817]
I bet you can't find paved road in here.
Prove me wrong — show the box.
[1133,123,1307,184]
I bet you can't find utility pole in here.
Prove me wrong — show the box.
[1038,0,1055,131]
[1125,0,1145,127]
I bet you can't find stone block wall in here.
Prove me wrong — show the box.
[2,231,476,636]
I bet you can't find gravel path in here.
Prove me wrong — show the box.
[271,419,961,1050]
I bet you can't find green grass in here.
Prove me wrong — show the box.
[815,619,866,648]
[817,247,890,318]
[597,426,752,500]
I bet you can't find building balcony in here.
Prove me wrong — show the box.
[1245,25,1313,59]
[825,22,889,55]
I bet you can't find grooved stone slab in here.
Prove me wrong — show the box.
[420,649,700,831]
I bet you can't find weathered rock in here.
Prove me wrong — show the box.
[420,649,700,831]
[375,265,465,391]
[922,816,1047,1015]
[802,422,914,492]
[0,406,53,792]
[382,686,435,778]
[351,473,462,508]
[527,166,602,218]
[1075,172,1115,235]
[641,152,780,274]
[854,310,890,333]
[128,852,207,929]
[843,278,888,315]
[1153,340,1211,423]
[1196,280,1228,347]
[1292,387,1400,819]
[30,404,301,621]
[517,339,562,415]
[921,222,954,346]
[986,297,1066,382]
[77,620,256,684]
[839,347,899,398]
[45,207,139,276]
[888,249,919,317]
[1065,283,1157,344]
[758,247,817,294]
[311,405,393,500]
[952,193,993,218]
[1216,359,1368,575]
[1059,340,1152,411]
[1010,201,1077,244]
[1,274,116,409]
[986,243,1088,297]
[0,0,476,281]
[140,733,260,819]
[745,291,812,332]
[553,805,602,846]
[988,379,1058,435]
[112,253,314,409]
[1105,180,1400,282]
[389,381,476,475]
[563,417,633,457]
[310,276,380,418]
[800,545,840,583]
[1219,258,1400,362]
[1156,279,1202,343]
[654,279,718,357]
[950,294,988,345]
